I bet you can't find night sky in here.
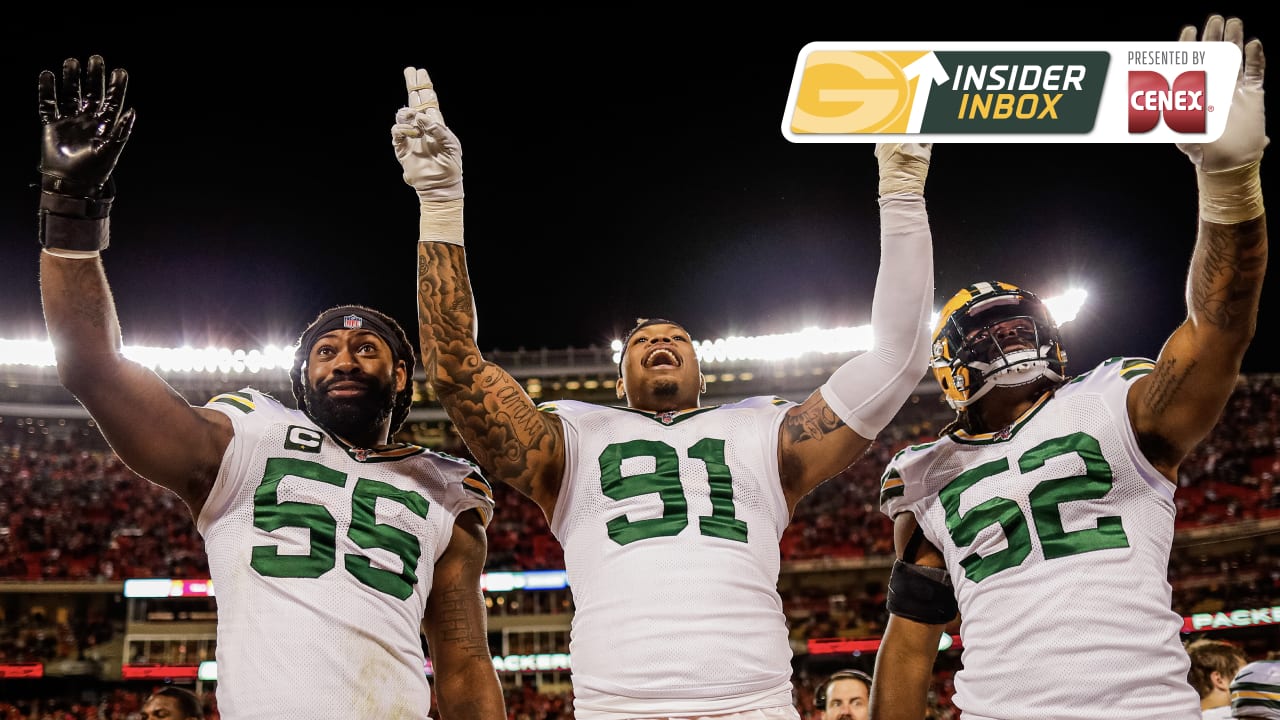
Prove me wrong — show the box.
[0,10,1273,377]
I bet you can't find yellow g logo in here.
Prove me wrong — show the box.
[791,51,927,134]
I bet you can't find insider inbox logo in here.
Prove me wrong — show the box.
[780,41,1240,143]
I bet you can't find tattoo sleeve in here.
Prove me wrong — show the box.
[416,243,562,502]
[1137,215,1267,468]
[1187,217,1267,332]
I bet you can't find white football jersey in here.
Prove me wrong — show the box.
[881,358,1200,720]
[197,388,494,719]
[543,397,798,720]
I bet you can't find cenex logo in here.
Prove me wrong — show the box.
[1128,71,1206,133]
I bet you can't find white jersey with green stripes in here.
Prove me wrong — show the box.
[196,388,495,720]
[880,357,1200,720]
[541,397,798,720]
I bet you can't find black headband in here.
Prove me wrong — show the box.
[299,308,407,365]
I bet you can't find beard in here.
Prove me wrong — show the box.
[303,374,396,443]
[650,377,680,398]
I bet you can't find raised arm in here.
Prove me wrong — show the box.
[423,510,505,720]
[1129,16,1268,480]
[394,68,566,519]
[778,144,935,512]
[37,56,231,516]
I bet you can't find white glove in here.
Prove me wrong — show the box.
[874,143,933,196]
[1176,16,1268,172]
[393,67,465,245]
[392,67,464,203]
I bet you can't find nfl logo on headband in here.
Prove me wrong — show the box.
[343,314,364,329]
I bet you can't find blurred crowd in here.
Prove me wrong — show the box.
[1,375,1277,718]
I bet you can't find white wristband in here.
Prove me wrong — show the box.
[419,199,464,245]
[1197,160,1265,224]
[42,247,101,259]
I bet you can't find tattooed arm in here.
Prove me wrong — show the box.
[1129,216,1267,478]
[1128,16,1268,480]
[778,393,874,514]
[425,510,505,720]
[394,66,566,518]
[778,145,935,514]
[416,242,567,517]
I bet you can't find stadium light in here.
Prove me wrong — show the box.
[610,288,1089,366]
[0,289,1087,370]
[0,339,296,372]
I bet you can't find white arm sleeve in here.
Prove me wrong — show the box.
[819,194,934,439]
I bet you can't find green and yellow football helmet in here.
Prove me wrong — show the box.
[931,281,1067,409]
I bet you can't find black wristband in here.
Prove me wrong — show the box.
[39,212,110,252]
[886,559,958,625]
[38,190,113,252]
[39,190,114,219]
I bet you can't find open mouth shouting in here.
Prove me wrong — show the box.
[643,347,681,369]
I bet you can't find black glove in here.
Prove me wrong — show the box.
[37,55,136,253]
